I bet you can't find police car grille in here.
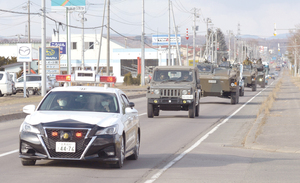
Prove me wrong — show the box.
[161,89,180,97]
[42,129,90,159]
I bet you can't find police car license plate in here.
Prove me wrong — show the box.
[182,95,193,99]
[208,80,217,83]
[56,142,76,153]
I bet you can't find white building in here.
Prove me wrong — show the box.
[1,34,178,83]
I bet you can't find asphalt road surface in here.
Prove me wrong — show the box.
[1,72,300,183]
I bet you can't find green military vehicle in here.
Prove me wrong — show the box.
[197,62,240,104]
[243,65,258,91]
[146,66,201,118]
[255,63,266,88]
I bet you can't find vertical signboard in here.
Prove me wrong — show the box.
[38,47,60,79]
[17,44,32,62]
[51,0,86,11]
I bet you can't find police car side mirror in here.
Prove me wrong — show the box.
[128,102,135,108]
[23,105,36,114]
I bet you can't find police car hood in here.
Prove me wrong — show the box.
[25,111,120,127]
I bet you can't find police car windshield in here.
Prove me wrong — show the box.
[153,70,193,82]
[38,91,119,113]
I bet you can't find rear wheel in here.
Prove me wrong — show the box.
[28,89,34,95]
[21,159,36,166]
[147,103,154,118]
[188,103,195,118]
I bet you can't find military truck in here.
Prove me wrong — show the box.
[146,66,201,118]
[197,62,240,104]
[255,63,266,88]
[243,65,258,91]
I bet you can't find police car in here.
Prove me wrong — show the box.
[19,71,140,168]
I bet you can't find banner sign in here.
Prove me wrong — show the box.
[152,35,181,46]
[51,0,86,11]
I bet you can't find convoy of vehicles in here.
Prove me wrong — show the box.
[19,73,140,168]
[146,66,201,118]
[197,62,240,104]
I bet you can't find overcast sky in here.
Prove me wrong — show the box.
[0,0,299,39]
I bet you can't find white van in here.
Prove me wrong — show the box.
[0,71,13,96]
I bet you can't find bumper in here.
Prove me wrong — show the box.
[19,131,122,162]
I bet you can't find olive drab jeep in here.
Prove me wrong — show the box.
[243,65,258,91]
[146,66,201,118]
[197,62,240,104]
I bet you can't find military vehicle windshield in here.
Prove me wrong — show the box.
[197,65,212,73]
[153,70,193,82]
[243,65,252,70]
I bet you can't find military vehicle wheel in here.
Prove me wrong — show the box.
[188,103,195,118]
[147,103,154,118]
[195,104,200,117]
[239,88,244,96]
[153,106,159,116]
[252,83,257,91]
[261,79,265,88]
[231,92,237,104]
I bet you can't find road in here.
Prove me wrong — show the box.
[1,71,300,183]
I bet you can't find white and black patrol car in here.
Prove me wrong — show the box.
[19,73,140,168]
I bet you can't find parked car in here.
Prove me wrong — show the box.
[0,71,13,97]
[15,74,55,95]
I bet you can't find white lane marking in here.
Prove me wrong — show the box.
[0,149,18,158]
[144,86,270,183]
[139,113,147,116]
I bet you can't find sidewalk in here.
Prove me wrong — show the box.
[245,71,300,153]
[0,86,146,122]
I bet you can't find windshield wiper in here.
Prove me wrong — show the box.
[175,79,190,83]
[161,79,176,83]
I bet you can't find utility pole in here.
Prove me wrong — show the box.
[141,0,145,85]
[205,18,211,59]
[295,39,297,77]
[81,12,86,70]
[96,0,106,74]
[214,30,218,64]
[27,0,31,74]
[41,0,46,96]
[171,2,181,66]
[168,0,171,66]
[193,8,197,66]
[107,0,110,76]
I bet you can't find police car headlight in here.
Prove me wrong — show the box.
[22,122,40,134]
[95,124,119,135]
[154,89,160,95]
[182,90,188,95]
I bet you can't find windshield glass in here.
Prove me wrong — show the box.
[197,65,212,72]
[153,70,193,82]
[38,91,119,113]
[243,65,252,70]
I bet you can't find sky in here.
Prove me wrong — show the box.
[0,0,299,40]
